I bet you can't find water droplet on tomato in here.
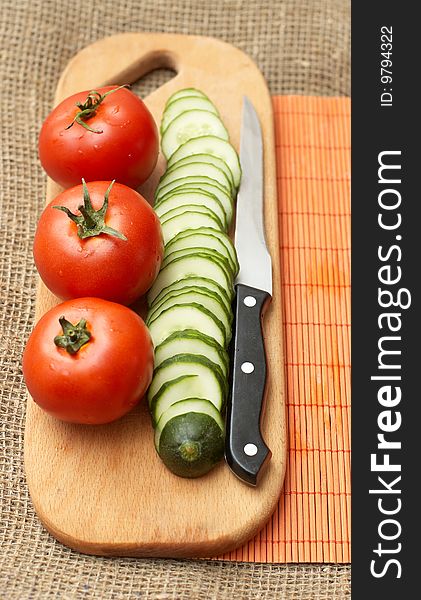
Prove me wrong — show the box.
[112,105,120,114]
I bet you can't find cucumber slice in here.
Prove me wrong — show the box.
[166,229,238,276]
[154,330,229,377]
[147,374,196,423]
[165,88,208,106]
[155,175,230,202]
[160,204,223,228]
[148,354,226,424]
[161,110,229,159]
[147,303,226,348]
[166,153,235,191]
[148,254,234,304]
[149,283,232,322]
[148,251,234,304]
[146,288,232,342]
[162,247,234,279]
[155,191,227,230]
[160,209,224,245]
[149,353,227,401]
[167,136,241,188]
[161,98,219,133]
[156,180,233,226]
[150,276,232,314]
[155,399,224,478]
[155,397,224,448]
[157,161,233,195]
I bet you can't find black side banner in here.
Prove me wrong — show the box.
[352,2,418,597]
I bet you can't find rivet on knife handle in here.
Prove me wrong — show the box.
[225,283,272,486]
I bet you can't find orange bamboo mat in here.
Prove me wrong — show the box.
[220,96,351,563]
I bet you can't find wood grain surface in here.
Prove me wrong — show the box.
[24,33,286,557]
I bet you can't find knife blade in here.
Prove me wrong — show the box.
[224,96,272,486]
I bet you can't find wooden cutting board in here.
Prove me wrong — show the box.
[24,33,286,557]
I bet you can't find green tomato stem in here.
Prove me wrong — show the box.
[65,85,129,133]
[54,316,92,354]
[53,179,127,241]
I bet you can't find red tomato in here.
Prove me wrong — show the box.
[33,180,163,305]
[38,86,159,189]
[22,298,154,424]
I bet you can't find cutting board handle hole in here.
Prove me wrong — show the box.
[111,50,179,99]
[130,67,177,98]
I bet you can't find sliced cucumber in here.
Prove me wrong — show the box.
[155,250,233,295]
[150,276,232,314]
[166,153,235,191]
[155,399,224,478]
[148,283,232,322]
[157,161,233,195]
[154,330,229,377]
[147,374,196,423]
[161,98,219,134]
[165,229,238,276]
[148,354,226,424]
[155,180,233,226]
[155,190,227,230]
[155,175,230,201]
[162,246,234,279]
[160,204,223,228]
[146,288,232,342]
[147,303,226,348]
[155,397,224,449]
[165,88,208,106]
[148,353,226,402]
[161,110,229,159]
[148,254,234,304]
[160,209,224,245]
[167,136,241,188]
[146,87,242,480]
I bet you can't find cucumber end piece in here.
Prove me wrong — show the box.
[158,412,224,478]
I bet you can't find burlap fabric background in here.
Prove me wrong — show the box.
[0,1,350,598]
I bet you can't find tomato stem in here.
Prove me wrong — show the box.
[65,85,129,133]
[53,179,127,241]
[54,316,91,354]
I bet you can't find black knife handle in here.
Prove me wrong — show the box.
[225,283,272,486]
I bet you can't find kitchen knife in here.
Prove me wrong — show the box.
[225,96,272,486]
